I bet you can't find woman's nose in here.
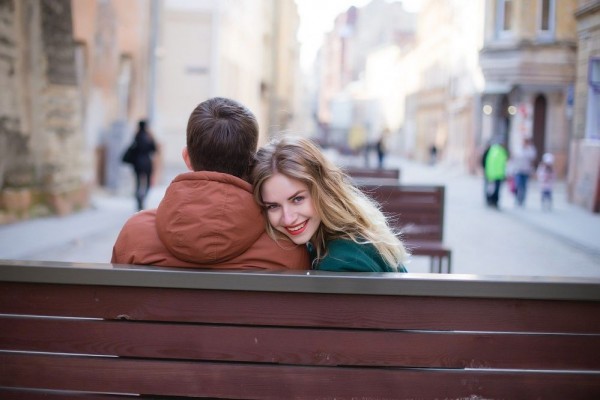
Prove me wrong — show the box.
[282,206,296,225]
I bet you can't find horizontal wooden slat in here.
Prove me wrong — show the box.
[407,241,451,256]
[2,282,598,333]
[0,387,137,399]
[364,189,443,203]
[1,353,599,400]
[0,283,600,333]
[344,167,400,180]
[1,316,599,370]
[4,261,600,300]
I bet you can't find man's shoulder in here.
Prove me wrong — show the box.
[112,209,160,264]
[123,209,157,231]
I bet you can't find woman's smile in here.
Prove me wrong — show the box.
[286,220,308,235]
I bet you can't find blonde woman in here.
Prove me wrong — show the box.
[252,136,408,272]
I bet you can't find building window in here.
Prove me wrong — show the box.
[496,0,514,38]
[538,0,555,39]
[117,55,133,120]
[586,59,600,140]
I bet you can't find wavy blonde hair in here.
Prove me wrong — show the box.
[252,136,408,270]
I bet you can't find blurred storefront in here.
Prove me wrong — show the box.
[568,0,600,212]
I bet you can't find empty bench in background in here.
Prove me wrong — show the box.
[1,260,599,399]
[343,167,401,186]
[361,184,451,273]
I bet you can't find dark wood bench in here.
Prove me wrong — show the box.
[360,184,451,273]
[1,260,599,399]
[343,167,401,185]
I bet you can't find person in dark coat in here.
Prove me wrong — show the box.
[130,119,156,211]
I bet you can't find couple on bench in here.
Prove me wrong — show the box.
[112,97,408,273]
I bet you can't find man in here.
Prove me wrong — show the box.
[511,137,537,207]
[112,97,310,270]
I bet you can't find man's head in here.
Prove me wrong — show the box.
[183,97,259,180]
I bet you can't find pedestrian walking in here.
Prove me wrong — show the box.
[481,140,492,203]
[536,152,555,211]
[376,134,387,169]
[429,144,438,165]
[484,139,508,209]
[510,138,537,207]
[122,119,157,211]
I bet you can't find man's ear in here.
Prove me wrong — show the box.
[182,147,193,171]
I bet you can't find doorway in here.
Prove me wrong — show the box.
[533,94,547,165]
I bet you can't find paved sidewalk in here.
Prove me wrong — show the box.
[1,157,599,278]
[0,165,185,264]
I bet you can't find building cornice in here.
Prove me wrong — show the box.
[480,39,577,54]
[575,1,600,19]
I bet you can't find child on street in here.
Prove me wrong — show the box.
[536,153,555,211]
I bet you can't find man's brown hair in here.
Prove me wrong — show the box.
[186,97,259,179]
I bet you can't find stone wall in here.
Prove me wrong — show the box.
[0,0,26,192]
[0,0,89,224]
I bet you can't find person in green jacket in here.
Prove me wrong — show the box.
[252,136,408,273]
[484,141,508,209]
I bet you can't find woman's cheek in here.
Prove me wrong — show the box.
[267,211,279,228]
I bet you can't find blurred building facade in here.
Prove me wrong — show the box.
[0,0,155,224]
[0,0,301,223]
[312,0,598,212]
[403,0,485,167]
[71,0,155,191]
[568,0,600,212]
[155,0,301,165]
[315,0,417,151]
[479,0,578,178]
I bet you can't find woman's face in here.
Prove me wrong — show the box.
[260,173,321,245]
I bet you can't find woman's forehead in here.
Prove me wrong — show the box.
[261,173,309,201]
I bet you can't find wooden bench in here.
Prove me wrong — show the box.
[343,167,401,185]
[1,260,599,399]
[360,184,452,273]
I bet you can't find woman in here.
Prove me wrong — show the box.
[130,119,157,211]
[252,136,408,272]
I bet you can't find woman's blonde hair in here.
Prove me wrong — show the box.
[252,136,408,270]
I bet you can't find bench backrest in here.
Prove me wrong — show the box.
[361,184,445,241]
[1,261,600,399]
[344,167,401,185]
[344,167,400,180]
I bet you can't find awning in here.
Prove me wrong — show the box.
[481,82,512,95]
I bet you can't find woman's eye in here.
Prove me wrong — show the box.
[265,204,279,211]
[292,196,304,203]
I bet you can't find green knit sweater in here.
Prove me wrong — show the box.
[309,239,407,273]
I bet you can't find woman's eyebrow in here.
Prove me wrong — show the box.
[287,190,304,201]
